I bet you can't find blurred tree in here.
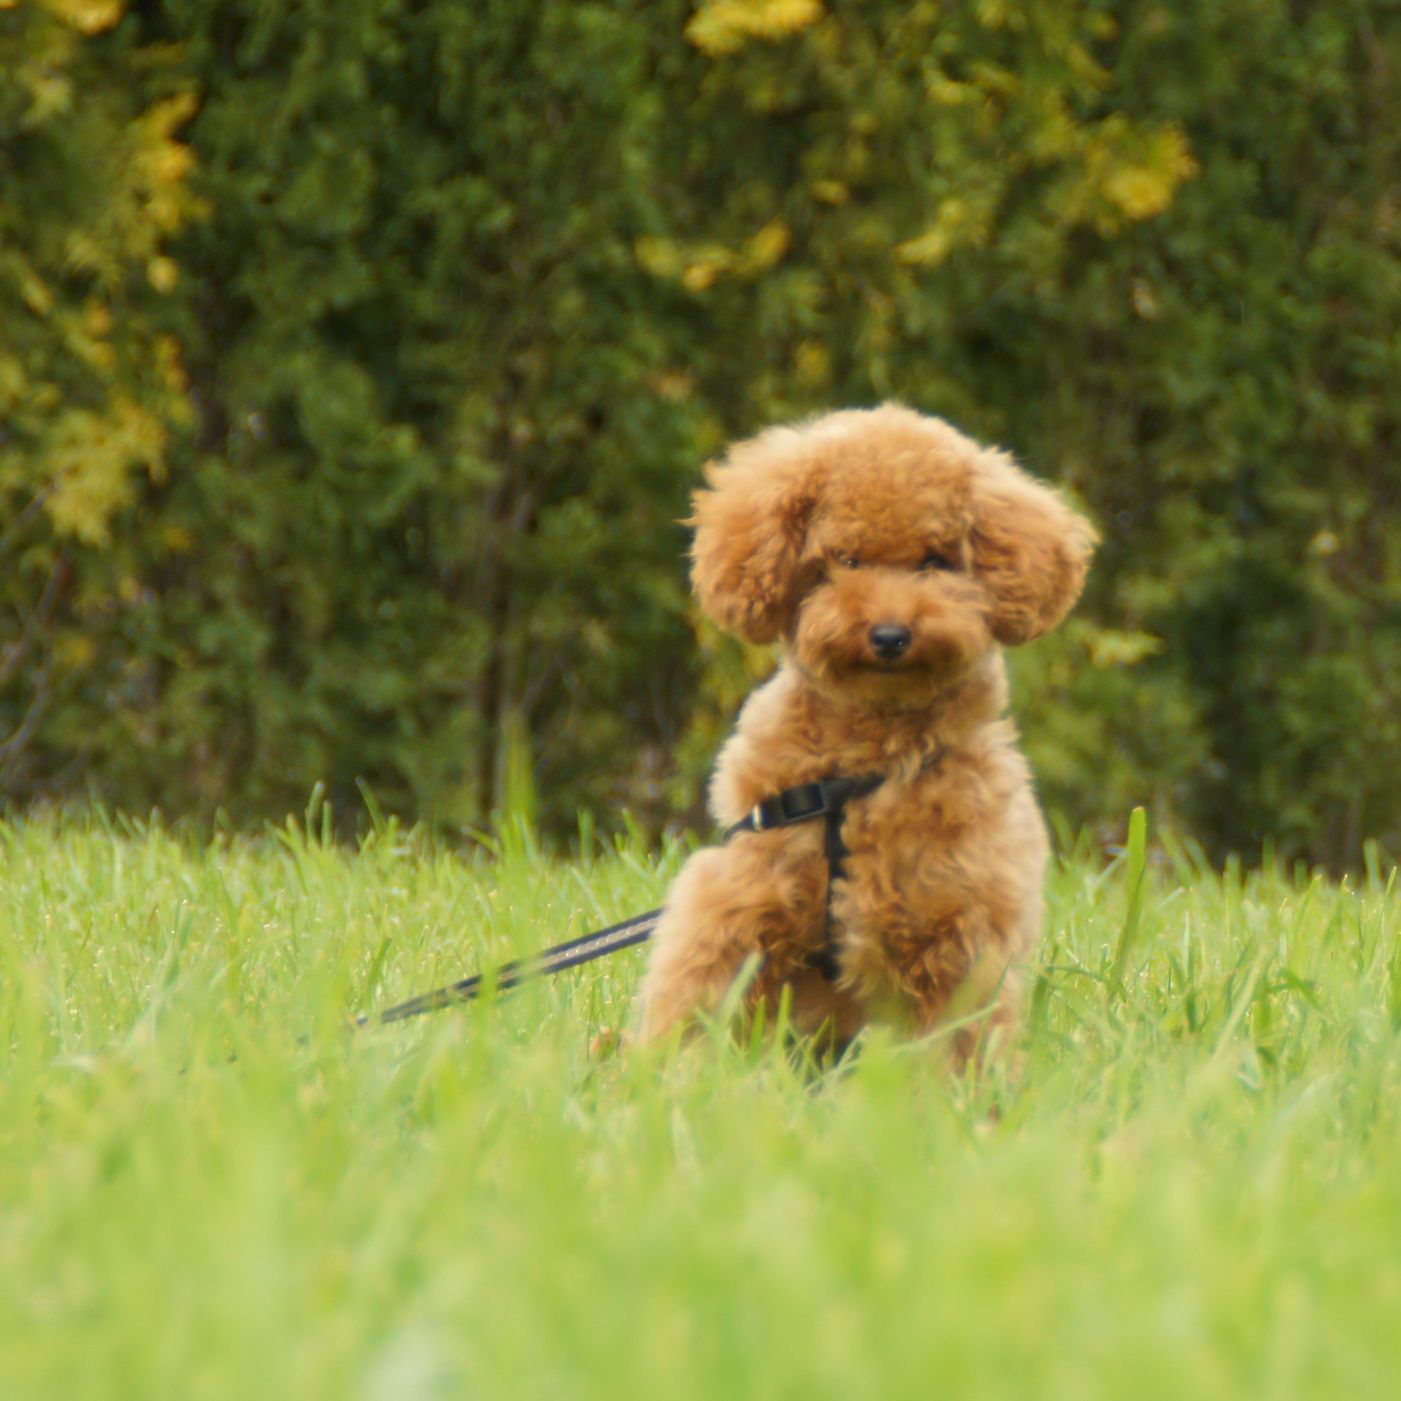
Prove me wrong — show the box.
[655,0,1400,867]
[0,0,1395,868]
[0,0,200,798]
[8,0,709,829]
[991,0,1401,865]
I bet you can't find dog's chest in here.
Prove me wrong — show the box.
[835,759,999,902]
[843,775,950,863]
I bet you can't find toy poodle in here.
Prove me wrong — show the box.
[635,404,1096,1064]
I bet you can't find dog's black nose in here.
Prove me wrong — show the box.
[869,624,912,660]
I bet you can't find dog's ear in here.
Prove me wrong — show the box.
[690,427,822,643]
[970,451,1097,645]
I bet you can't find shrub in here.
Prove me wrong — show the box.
[2,1,1396,867]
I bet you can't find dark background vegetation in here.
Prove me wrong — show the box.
[2,0,1397,868]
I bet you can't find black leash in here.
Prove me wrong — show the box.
[361,906,662,1026]
[363,772,886,1028]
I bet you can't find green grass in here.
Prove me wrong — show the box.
[2,804,1399,1401]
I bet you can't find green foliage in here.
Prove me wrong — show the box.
[0,0,201,796]
[0,1,1397,865]
[1,815,1400,1396]
[5,0,710,830]
[1001,0,1401,867]
[653,0,1400,866]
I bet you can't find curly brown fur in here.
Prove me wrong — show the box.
[637,405,1096,1066]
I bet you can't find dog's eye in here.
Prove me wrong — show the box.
[838,555,861,570]
[920,551,957,572]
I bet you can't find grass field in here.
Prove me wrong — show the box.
[2,803,1399,1400]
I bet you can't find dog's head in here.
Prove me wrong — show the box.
[691,405,1096,704]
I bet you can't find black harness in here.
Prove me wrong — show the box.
[366,771,888,1027]
[725,772,885,978]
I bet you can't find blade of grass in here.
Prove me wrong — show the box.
[1107,805,1149,1000]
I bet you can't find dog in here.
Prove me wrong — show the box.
[635,404,1096,1064]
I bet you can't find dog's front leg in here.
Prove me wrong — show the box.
[635,834,824,1044]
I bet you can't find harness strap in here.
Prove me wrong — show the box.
[726,771,886,979]
[725,773,885,842]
